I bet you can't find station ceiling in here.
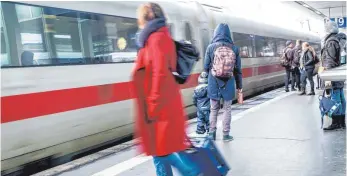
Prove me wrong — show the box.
[296,1,346,18]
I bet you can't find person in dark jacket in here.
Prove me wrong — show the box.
[299,42,316,95]
[193,72,210,134]
[283,41,294,92]
[132,3,201,176]
[204,23,242,142]
[321,21,346,130]
[291,40,302,91]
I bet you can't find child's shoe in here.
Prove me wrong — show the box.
[208,131,216,140]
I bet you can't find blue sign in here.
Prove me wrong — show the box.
[330,17,346,28]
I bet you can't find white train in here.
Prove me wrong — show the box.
[1,1,321,174]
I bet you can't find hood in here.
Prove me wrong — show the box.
[211,23,233,44]
[324,21,338,35]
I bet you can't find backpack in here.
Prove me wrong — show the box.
[173,40,200,84]
[313,54,320,76]
[323,32,346,66]
[280,47,290,67]
[293,47,302,65]
[211,45,236,78]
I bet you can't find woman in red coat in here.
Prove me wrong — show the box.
[132,3,201,176]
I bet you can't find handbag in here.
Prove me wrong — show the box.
[173,40,200,84]
[313,63,320,76]
[322,114,333,129]
[318,89,341,128]
[318,66,325,74]
[182,137,230,176]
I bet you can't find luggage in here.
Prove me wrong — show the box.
[318,89,341,128]
[238,91,243,104]
[293,47,302,66]
[280,47,290,67]
[173,40,200,84]
[313,63,320,76]
[182,137,230,176]
[313,54,320,64]
[211,45,236,78]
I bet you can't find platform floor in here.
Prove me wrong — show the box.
[38,87,346,176]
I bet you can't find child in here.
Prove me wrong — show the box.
[193,72,210,134]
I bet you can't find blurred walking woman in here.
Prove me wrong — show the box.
[299,42,316,95]
[131,3,201,176]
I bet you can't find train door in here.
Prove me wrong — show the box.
[200,29,210,57]
[194,2,212,64]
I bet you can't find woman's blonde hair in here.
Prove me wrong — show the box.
[302,42,316,57]
[137,3,165,29]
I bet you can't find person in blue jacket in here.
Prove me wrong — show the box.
[193,72,210,134]
[204,23,242,141]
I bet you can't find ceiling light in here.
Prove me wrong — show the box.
[302,4,309,8]
[315,11,321,14]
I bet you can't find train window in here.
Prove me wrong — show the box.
[15,4,42,22]
[184,22,193,43]
[42,8,83,65]
[86,15,138,63]
[233,32,255,58]
[0,7,9,66]
[254,35,276,57]
[0,1,138,67]
[275,39,287,57]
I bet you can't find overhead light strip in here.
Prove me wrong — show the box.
[295,1,327,18]
[302,4,310,8]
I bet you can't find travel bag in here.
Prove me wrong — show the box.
[319,89,341,128]
[182,137,230,176]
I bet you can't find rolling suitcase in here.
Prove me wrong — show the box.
[182,137,230,176]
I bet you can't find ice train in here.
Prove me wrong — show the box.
[1,1,321,174]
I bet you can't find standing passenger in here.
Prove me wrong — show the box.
[283,41,295,92]
[204,23,242,141]
[193,72,210,134]
[291,40,302,91]
[299,42,316,95]
[321,21,346,130]
[132,3,201,176]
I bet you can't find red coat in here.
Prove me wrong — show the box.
[131,27,187,156]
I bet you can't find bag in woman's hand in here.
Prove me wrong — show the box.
[238,92,243,104]
[313,63,320,76]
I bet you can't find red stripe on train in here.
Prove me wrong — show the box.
[1,64,284,124]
